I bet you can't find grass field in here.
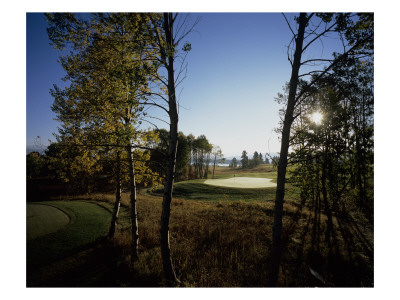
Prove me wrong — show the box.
[27,200,113,286]
[160,166,299,202]
[211,164,279,181]
[27,204,70,240]
[171,180,279,202]
[26,166,373,287]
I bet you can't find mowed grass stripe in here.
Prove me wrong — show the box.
[27,204,70,240]
[27,201,111,269]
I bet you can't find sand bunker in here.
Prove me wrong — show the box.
[204,177,276,188]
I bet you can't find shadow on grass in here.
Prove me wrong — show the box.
[278,196,374,287]
[153,181,278,202]
[27,194,373,287]
[27,238,162,287]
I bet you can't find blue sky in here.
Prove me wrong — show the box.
[27,12,353,157]
[27,13,66,150]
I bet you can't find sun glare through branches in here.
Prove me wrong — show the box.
[310,111,323,125]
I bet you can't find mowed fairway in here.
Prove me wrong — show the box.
[27,204,70,240]
[204,177,276,188]
[27,201,111,274]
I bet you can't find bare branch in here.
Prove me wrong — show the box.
[175,61,188,88]
[172,12,178,23]
[140,118,163,132]
[303,17,323,41]
[298,70,326,78]
[286,36,295,66]
[295,32,373,106]
[138,101,169,114]
[174,14,201,46]
[306,13,315,22]
[282,13,296,38]
[151,71,169,87]
[302,20,338,53]
[143,115,170,126]
[266,138,279,168]
[301,58,334,66]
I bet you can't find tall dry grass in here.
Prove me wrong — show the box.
[45,190,373,287]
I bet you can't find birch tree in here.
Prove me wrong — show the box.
[211,145,224,179]
[150,12,198,286]
[46,13,160,262]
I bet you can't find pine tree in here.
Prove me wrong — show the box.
[241,150,249,169]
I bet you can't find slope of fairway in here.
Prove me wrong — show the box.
[204,177,276,188]
[27,201,111,270]
[171,180,277,202]
[27,204,70,240]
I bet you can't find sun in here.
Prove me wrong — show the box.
[310,111,323,125]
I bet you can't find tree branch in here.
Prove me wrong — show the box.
[295,32,373,106]
[282,13,296,38]
[302,21,338,54]
[301,58,334,66]
[139,101,169,114]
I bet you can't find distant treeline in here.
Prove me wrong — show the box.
[26,130,224,195]
[150,129,224,181]
[227,151,279,168]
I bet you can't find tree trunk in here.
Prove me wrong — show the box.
[160,12,180,286]
[127,145,139,264]
[321,151,333,244]
[212,155,217,179]
[108,151,122,239]
[204,154,210,178]
[269,13,308,286]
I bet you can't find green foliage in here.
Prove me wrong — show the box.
[275,12,373,221]
[26,152,46,178]
[287,55,373,216]
[248,151,262,168]
[344,13,374,52]
[191,135,213,179]
[211,145,224,178]
[46,13,164,192]
[149,129,191,182]
[150,131,220,181]
[240,150,248,169]
[229,157,238,168]
[182,42,192,52]
[258,152,264,163]
[176,132,192,181]
[237,151,268,169]
[46,140,103,193]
